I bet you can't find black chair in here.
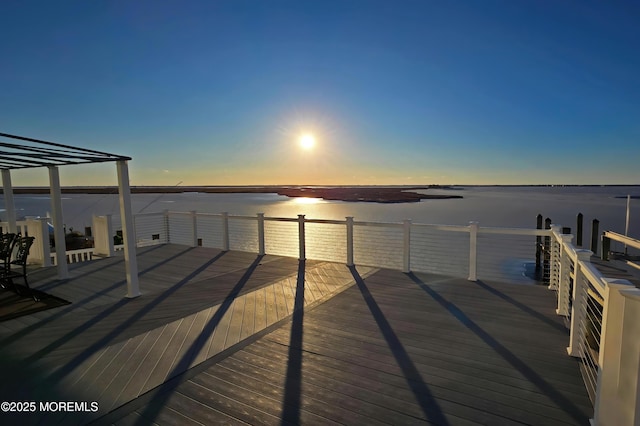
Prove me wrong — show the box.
[2,235,38,301]
[0,232,19,285]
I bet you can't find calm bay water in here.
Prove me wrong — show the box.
[1,186,639,238]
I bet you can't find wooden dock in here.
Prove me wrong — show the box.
[0,245,591,425]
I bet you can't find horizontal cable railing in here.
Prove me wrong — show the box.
[477,228,548,284]
[353,221,404,270]
[228,215,259,253]
[548,225,611,411]
[264,217,299,258]
[49,211,561,285]
[196,213,223,248]
[579,276,603,404]
[166,211,195,246]
[412,224,469,278]
[306,221,347,263]
[134,212,167,246]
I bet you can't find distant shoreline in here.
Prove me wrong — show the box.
[3,184,639,203]
[4,185,464,203]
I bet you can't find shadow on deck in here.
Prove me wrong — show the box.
[0,244,591,425]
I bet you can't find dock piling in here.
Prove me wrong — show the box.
[590,219,599,255]
[536,214,543,279]
[576,213,583,247]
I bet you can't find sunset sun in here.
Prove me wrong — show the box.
[299,133,316,150]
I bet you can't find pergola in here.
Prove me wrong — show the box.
[0,132,140,298]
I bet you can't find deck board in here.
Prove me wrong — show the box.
[106,265,591,425]
[0,244,593,425]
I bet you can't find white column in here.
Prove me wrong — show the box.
[117,160,140,298]
[48,166,69,279]
[402,219,411,273]
[1,169,17,233]
[346,216,354,267]
[468,221,479,281]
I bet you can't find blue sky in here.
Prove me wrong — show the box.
[1,0,638,185]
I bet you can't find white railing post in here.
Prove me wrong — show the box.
[592,279,639,426]
[346,216,354,267]
[190,210,198,247]
[567,249,593,357]
[257,213,265,255]
[556,233,574,316]
[468,221,479,281]
[222,212,229,251]
[548,225,562,290]
[298,214,306,260]
[93,214,115,257]
[402,219,411,273]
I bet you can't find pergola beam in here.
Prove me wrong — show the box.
[0,132,131,170]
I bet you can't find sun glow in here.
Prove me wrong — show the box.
[299,133,316,150]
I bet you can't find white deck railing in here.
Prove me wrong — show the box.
[545,225,640,425]
[3,210,640,424]
[127,210,545,282]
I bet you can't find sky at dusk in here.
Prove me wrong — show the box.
[1,0,639,186]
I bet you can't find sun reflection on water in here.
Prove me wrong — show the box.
[291,197,324,205]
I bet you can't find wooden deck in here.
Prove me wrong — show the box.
[0,244,591,425]
[591,256,640,288]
